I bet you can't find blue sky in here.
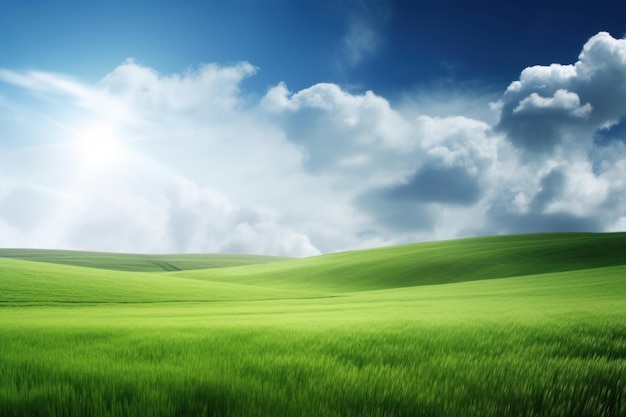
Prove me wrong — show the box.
[1,1,626,255]
[3,1,624,94]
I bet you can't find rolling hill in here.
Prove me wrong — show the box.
[0,248,286,272]
[1,233,625,301]
[172,232,626,292]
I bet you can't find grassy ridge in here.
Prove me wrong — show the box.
[174,232,626,292]
[0,248,286,272]
[3,233,624,293]
[3,233,624,304]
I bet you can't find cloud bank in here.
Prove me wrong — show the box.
[1,32,626,256]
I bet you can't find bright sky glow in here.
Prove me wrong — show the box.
[73,126,126,172]
[1,1,626,256]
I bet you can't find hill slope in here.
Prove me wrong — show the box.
[173,232,626,292]
[0,258,323,305]
[0,249,286,272]
[1,233,624,304]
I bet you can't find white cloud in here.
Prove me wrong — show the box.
[98,59,257,117]
[263,82,415,180]
[513,89,592,118]
[497,31,626,155]
[2,32,626,255]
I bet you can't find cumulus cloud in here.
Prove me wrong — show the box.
[164,177,319,257]
[497,32,626,156]
[262,82,413,177]
[2,31,626,256]
[513,89,592,118]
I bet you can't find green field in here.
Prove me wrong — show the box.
[1,233,625,416]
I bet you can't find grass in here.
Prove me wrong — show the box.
[0,232,625,416]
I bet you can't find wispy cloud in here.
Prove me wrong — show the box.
[341,0,391,67]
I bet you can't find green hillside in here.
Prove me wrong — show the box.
[174,232,626,292]
[0,258,322,305]
[0,248,286,272]
[0,233,626,303]
[2,233,625,300]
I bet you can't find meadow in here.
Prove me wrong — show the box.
[0,233,625,416]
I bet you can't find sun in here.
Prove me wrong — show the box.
[73,125,126,172]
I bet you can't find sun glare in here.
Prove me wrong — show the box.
[73,126,126,172]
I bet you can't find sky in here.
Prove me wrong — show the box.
[1,0,626,256]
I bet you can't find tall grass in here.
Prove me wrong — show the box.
[1,307,624,416]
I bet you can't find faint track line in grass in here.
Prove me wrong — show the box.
[0,295,345,307]
[147,259,181,271]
